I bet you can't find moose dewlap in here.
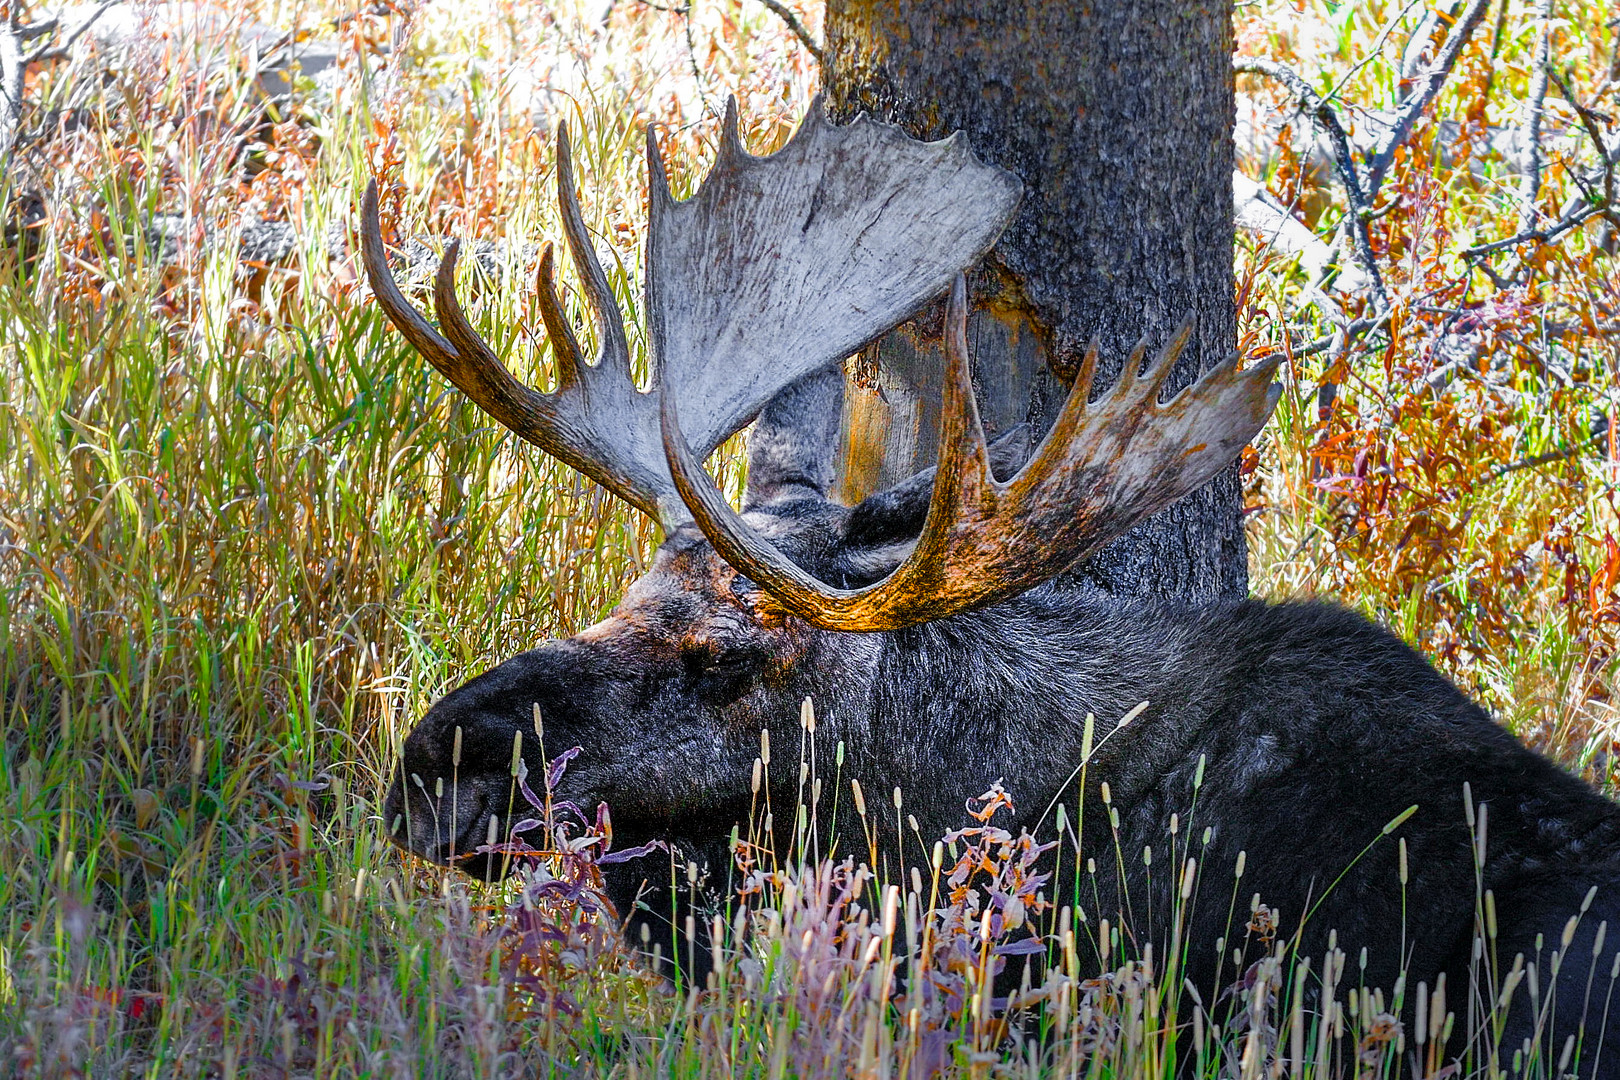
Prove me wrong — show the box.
[370,100,1620,1071]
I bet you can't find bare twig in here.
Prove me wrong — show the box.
[1547,69,1614,167]
[1397,4,1441,97]
[24,0,117,64]
[17,17,56,42]
[1480,0,1510,106]
[1256,312,1391,362]
[1516,0,1554,232]
[1484,420,1607,484]
[1235,56,1389,313]
[1463,193,1612,259]
[1326,0,1424,104]
[1547,64,1617,221]
[756,0,829,81]
[628,0,713,118]
[680,5,716,120]
[0,15,24,178]
[1363,0,1494,199]
[1463,59,1618,271]
[2,0,117,183]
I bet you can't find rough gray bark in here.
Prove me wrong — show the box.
[825,0,1247,602]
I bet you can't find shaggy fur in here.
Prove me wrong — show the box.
[386,490,1620,1073]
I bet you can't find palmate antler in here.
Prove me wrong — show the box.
[361,96,1020,526]
[364,98,1281,634]
[664,277,1282,631]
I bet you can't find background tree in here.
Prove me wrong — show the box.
[825,0,1247,602]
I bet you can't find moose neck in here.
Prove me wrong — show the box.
[834,588,1223,854]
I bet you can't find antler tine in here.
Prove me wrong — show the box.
[668,271,1281,631]
[661,373,839,617]
[360,181,463,373]
[1109,336,1151,399]
[360,178,670,521]
[533,243,585,393]
[433,241,502,372]
[1072,340,1100,407]
[645,123,675,218]
[909,275,994,574]
[1140,318,1194,401]
[719,95,745,164]
[555,121,632,379]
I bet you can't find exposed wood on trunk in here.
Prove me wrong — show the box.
[825,0,1248,602]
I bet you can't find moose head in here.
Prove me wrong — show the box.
[369,99,1278,895]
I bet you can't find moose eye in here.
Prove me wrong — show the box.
[682,642,751,678]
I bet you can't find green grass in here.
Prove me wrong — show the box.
[2,0,1617,1074]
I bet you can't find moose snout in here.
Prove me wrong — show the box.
[382,767,512,876]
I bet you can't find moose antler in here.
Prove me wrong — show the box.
[662,276,1283,631]
[362,96,1022,530]
[361,128,672,519]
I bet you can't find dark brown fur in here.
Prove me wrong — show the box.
[385,372,1620,1075]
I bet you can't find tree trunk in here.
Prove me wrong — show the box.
[825,0,1247,602]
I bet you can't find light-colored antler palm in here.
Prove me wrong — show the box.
[361,96,1022,529]
[662,276,1282,631]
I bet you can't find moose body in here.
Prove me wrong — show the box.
[370,102,1620,1072]
[389,500,1620,1065]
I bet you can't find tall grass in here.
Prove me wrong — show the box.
[0,0,1615,1074]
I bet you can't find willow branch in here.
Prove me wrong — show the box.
[21,1,115,64]
[1363,0,1494,199]
[1235,56,1389,313]
[1516,0,1554,232]
[756,0,829,82]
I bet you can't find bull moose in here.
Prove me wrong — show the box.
[370,101,1620,1071]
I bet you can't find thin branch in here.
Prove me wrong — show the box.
[1484,421,1607,484]
[679,2,716,121]
[22,1,117,65]
[1323,0,1425,106]
[1363,0,1494,199]
[1548,69,1613,165]
[1516,0,1554,233]
[1462,61,1619,270]
[1462,194,1610,260]
[756,0,829,81]
[1547,64,1617,215]
[0,15,24,179]
[17,17,57,43]
[1400,8,1440,89]
[1235,56,1389,313]
[1480,0,1510,106]
[1256,312,1391,362]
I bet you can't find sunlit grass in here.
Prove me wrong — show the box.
[1,0,1616,1073]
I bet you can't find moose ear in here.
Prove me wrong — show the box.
[841,424,1034,551]
[743,365,846,510]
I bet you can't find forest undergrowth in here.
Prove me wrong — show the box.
[0,0,1617,1074]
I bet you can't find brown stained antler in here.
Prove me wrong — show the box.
[361,123,673,520]
[663,275,1283,632]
